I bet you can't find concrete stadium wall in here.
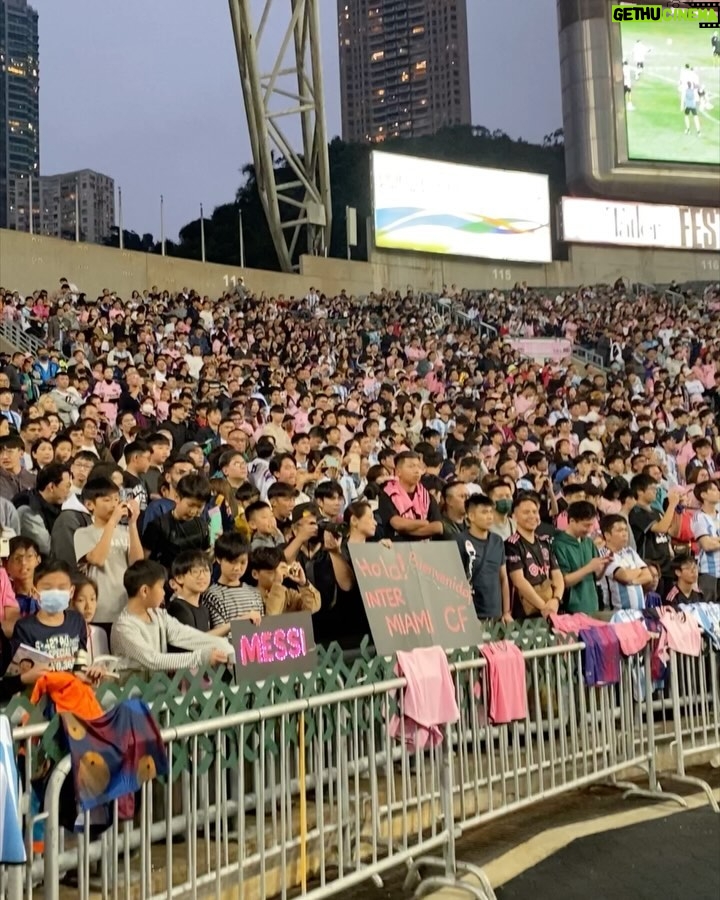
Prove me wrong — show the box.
[0,228,717,303]
[363,244,720,292]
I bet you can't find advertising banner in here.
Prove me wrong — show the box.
[560,196,719,251]
[372,151,552,263]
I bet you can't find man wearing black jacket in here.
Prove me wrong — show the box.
[164,402,194,451]
[14,463,71,556]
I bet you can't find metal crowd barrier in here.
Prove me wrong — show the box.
[3,636,719,900]
[572,345,606,371]
[630,281,656,298]
[447,642,683,838]
[664,645,720,813]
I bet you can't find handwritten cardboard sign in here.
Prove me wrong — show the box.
[348,543,483,655]
[231,612,317,681]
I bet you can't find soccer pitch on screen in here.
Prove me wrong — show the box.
[619,16,720,165]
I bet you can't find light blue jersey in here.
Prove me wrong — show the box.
[693,512,720,577]
[605,547,647,611]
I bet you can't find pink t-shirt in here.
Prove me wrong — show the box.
[390,647,460,751]
[479,642,528,724]
[0,568,18,620]
[93,381,122,427]
[658,608,702,658]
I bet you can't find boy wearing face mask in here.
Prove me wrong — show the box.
[11,559,86,672]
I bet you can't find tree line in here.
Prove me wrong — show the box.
[103,125,566,272]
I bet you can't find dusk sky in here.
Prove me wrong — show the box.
[33,0,561,240]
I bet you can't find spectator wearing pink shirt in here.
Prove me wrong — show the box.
[293,395,313,433]
[676,426,704,478]
[514,383,537,419]
[93,367,122,427]
[693,359,716,391]
[405,337,426,362]
[424,368,445,399]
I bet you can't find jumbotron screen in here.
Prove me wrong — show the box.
[619,12,720,165]
[371,151,552,264]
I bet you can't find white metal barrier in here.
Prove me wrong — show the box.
[665,645,720,813]
[3,637,719,900]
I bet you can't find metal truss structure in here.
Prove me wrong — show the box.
[228,0,333,273]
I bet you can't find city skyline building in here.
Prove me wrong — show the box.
[337,0,471,144]
[9,168,115,243]
[0,0,39,228]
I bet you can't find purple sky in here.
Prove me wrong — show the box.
[34,0,561,240]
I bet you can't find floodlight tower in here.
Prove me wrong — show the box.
[228,0,332,273]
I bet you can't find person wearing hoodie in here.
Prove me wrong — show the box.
[552,501,610,614]
[50,462,122,567]
[14,463,72,557]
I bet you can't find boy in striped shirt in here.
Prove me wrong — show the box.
[202,533,263,630]
[692,482,720,603]
[600,514,654,612]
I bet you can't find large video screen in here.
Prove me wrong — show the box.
[619,11,720,165]
[371,151,552,264]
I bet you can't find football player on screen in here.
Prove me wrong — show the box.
[632,39,650,80]
[679,63,700,110]
[623,60,634,110]
[683,82,701,136]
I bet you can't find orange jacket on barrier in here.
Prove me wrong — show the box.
[30,672,103,720]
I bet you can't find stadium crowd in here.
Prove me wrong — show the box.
[0,275,719,698]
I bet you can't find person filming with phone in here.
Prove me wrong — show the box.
[308,499,377,649]
[73,475,144,633]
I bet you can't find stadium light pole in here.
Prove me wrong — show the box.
[118,186,124,250]
[160,194,166,256]
[239,208,245,269]
[200,203,206,263]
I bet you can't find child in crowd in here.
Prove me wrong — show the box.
[110,560,233,673]
[665,556,703,607]
[245,500,284,550]
[167,551,214,633]
[236,483,260,510]
[643,561,663,608]
[5,536,41,618]
[70,575,109,662]
[12,559,87,671]
[250,547,321,616]
[143,474,211,570]
[74,476,144,628]
[202,533,263,630]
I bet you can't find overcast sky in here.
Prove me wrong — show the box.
[33,0,561,240]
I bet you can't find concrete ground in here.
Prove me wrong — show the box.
[496,806,719,900]
[342,766,720,900]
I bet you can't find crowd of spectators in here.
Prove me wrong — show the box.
[0,275,718,701]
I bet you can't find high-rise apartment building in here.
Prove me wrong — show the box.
[338,0,471,144]
[0,0,39,227]
[9,169,116,244]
